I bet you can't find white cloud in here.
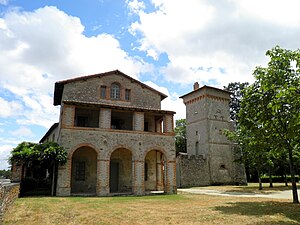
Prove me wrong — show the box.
[0,6,152,128]
[10,126,34,137]
[127,0,145,14]
[0,145,13,170]
[0,97,23,118]
[0,0,9,5]
[144,81,185,120]
[129,0,300,87]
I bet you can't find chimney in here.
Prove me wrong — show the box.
[193,82,199,90]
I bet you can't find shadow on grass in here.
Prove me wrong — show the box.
[215,201,300,224]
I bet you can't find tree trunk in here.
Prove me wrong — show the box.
[258,170,263,190]
[284,166,288,187]
[51,161,57,196]
[269,167,273,188]
[288,147,299,204]
[269,174,273,188]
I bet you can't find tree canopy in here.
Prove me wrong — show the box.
[226,46,300,203]
[10,141,67,167]
[175,119,187,154]
[224,82,249,122]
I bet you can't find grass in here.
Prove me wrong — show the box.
[3,189,300,225]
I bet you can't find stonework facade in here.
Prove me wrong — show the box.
[41,70,177,196]
[177,84,246,187]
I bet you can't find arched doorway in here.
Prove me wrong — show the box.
[110,148,132,193]
[71,146,97,195]
[144,150,166,192]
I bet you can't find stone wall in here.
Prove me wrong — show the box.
[176,154,210,187]
[0,183,20,221]
[62,73,162,109]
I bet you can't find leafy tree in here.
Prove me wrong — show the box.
[10,141,67,195]
[228,46,300,203]
[175,119,187,154]
[224,82,249,122]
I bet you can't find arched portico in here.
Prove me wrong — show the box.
[109,148,133,193]
[71,146,97,195]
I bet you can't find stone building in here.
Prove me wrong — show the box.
[176,83,246,187]
[39,70,177,196]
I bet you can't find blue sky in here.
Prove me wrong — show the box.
[1,0,300,169]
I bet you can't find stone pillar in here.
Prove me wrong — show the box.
[133,112,144,131]
[61,105,75,128]
[166,161,177,194]
[99,108,111,129]
[156,151,164,191]
[163,114,173,133]
[132,160,145,195]
[98,159,110,196]
[11,162,23,183]
[56,160,71,196]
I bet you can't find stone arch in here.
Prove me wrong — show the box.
[144,148,167,192]
[68,143,100,160]
[109,147,133,193]
[70,145,98,195]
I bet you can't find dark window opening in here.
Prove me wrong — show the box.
[75,161,85,181]
[144,163,148,181]
[100,86,106,99]
[76,116,88,127]
[144,122,149,131]
[75,107,99,128]
[125,89,131,101]
[220,164,226,170]
[111,110,133,130]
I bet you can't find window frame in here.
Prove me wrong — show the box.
[110,83,121,100]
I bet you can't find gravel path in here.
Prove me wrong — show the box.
[178,188,300,199]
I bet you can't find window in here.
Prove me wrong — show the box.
[76,116,88,127]
[111,83,120,99]
[144,163,148,181]
[100,86,106,99]
[125,89,131,101]
[144,122,149,131]
[75,161,85,181]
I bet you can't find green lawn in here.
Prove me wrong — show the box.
[3,191,300,225]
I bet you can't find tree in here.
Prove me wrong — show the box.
[229,46,300,203]
[224,82,249,122]
[175,119,187,154]
[10,141,67,195]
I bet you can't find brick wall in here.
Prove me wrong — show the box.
[0,183,20,221]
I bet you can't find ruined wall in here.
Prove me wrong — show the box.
[0,183,20,222]
[176,154,210,187]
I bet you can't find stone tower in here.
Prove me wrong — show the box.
[178,83,246,186]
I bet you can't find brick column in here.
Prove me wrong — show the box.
[132,160,145,195]
[99,108,111,129]
[163,114,173,133]
[166,161,177,194]
[98,159,109,196]
[133,112,144,131]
